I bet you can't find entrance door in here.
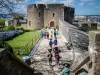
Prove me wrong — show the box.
[50,21,55,27]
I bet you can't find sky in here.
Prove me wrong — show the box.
[74,0,100,15]
[1,0,100,15]
[13,0,73,14]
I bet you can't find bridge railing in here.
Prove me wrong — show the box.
[16,33,40,57]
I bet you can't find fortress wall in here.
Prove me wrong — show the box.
[44,4,64,27]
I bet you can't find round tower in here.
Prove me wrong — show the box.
[27,4,45,30]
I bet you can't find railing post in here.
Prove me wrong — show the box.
[32,39,33,46]
[16,33,40,57]
[26,44,28,53]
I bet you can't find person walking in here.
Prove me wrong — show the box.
[56,29,59,37]
[54,28,56,38]
[54,37,58,47]
[50,31,53,39]
[49,39,53,49]
[47,49,53,66]
[47,32,49,39]
[53,47,61,56]
[55,53,61,67]
[61,63,72,75]
[40,30,43,38]
[44,32,46,39]
[42,31,44,38]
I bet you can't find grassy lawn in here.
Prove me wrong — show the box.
[6,31,40,59]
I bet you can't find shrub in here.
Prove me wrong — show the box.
[31,28,41,32]
[44,25,48,29]
[0,30,24,40]
[24,29,30,32]
[16,26,24,31]
[4,25,15,31]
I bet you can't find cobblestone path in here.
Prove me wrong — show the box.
[30,29,73,75]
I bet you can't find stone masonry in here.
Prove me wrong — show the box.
[27,4,74,29]
[89,31,100,75]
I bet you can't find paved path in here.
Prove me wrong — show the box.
[30,29,73,75]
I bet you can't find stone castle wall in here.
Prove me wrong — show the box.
[27,4,74,29]
[27,4,67,29]
[44,4,64,27]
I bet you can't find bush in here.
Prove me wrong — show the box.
[0,30,24,40]
[24,29,30,32]
[31,28,41,32]
[16,26,30,32]
[44,26,48,29]
[16,26,24,31]
[4,25,15,31]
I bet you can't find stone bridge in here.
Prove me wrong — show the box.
[29,19,100,75]
[0,19,100,75]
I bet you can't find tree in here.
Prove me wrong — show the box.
[0,0,27,27]
[0,0,26,17]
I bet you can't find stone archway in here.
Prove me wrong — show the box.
[50,21,55,28]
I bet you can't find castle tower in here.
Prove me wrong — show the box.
[27,4,45,29]
[27,4,74,29]
[44,4,64,28]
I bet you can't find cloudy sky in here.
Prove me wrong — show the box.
[1,0,100,15]
[74,0,100,15]
[14,0,73,14]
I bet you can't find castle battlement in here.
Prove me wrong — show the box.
[28,4,65,9]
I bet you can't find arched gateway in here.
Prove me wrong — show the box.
[50,21,55,28]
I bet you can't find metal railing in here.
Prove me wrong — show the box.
[16,33,40,56]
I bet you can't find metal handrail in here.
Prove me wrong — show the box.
[16,33,40,56]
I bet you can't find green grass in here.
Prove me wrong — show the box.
[6,31,40,59]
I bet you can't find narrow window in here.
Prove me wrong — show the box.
[29,21,31,26]
[53,13,55,17]
[39,12,41,17]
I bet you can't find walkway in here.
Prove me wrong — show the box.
[30,29,73,75]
